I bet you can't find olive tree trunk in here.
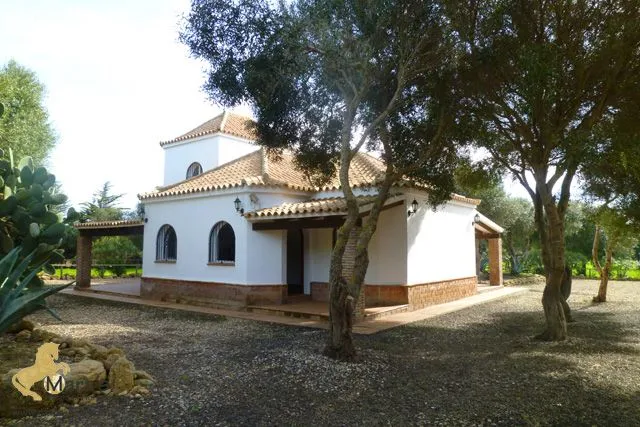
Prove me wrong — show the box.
[324,174,394,361]
[531,171,574,341]
[592,225,614,303]
[537,204,569,340]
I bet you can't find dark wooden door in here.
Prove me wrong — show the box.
[286,229,304,295]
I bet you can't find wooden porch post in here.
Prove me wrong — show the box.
[76,233,92,289]
[475,238,481,278]
[488,237,503,286]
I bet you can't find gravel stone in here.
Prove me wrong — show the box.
[3,279,640,426]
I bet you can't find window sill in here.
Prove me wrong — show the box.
[207,262,235,266]
[155,260,176,264]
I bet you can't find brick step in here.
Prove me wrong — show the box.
[477,285,504,294]
[364,304,409,319]
[76,288,141,299]
[247,303,410,322]
[161,295,246,311]
[246,306,329,321]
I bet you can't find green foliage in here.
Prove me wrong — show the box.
[181,0,462,206]
[449,0,640,282]
[592,206,639,265]
[80,181,125,222]
[0,151,75,284]
[0,61,56,164]
[0,247,72,334]
[92,236,140,266]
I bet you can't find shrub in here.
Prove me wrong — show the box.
[0,247,71,334]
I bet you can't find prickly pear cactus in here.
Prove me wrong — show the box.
[0,151,79,285]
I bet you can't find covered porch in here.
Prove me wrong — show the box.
[245,195,406,319]
[474,212,504,286]
[74,220,145,289]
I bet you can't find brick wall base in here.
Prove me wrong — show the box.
[407,276,477,310]
[140,277,286,309]
[311,277,477,310]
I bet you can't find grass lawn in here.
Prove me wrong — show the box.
[6,279,640,425]
[50,267,141,279]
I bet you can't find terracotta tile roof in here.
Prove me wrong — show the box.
[140,149,311,199]
[244,196,379,219]
[320,152,386,190]
[74,219,144,229]
[451,193,481,206]
[160,111,257,146]
[139,149,387,200]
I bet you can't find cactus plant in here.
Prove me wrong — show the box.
[0,150,79,286]
[0,247,72,334]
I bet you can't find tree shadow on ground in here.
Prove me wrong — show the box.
[356,308,640,425]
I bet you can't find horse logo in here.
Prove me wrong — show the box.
[12,342,70,401]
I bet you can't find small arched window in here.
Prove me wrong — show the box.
[156,224,177,261]
[186,162,202,179]
[209,221,235,263]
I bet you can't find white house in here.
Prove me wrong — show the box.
[123,112,502,313]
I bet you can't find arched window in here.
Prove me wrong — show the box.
[209,221,235,263]
[186,162,202,178]
[156,225,177,261]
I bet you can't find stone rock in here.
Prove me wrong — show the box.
[61,348,76,357]
[65,359,107,396]
[108,357,135,394]
[130,385,150,396]
[75,347,90,357]
[72,338,89,348]
[30,328,59,343]
[102,353,120,371]
[107,347,125,357]
[77,396,97,405]
[0,369,58,417]
[89,344,109,360]
[134,378,154,388]
[7,319,35,333]
[59,405,69,413]
[133,370,154,381]
[61,335,73,346]
[15,330,31,342]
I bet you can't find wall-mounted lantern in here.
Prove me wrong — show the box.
[472,213,481,226]
[407,199,419,217]
[234,197,244,215]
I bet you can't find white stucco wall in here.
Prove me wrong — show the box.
[406,198,477,284]
[301,205,407,289]
[365,205,407,285]
[162,134,258,186]
[142,189,307,285]
[305,228,333,292]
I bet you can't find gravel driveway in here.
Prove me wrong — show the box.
[4,280,640,426]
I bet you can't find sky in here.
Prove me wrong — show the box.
[1,0,549,212]
[0,0,251,210]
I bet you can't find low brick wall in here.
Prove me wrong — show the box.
[407,276,477,310]
[366,285,408,306]
[311,282,330,302]
[141,277,286,308]
[312,278,476,309]
[311,282,409,307]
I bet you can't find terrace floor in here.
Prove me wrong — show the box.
[54,279,526,334]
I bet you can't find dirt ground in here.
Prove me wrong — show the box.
[3,279,640,426]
